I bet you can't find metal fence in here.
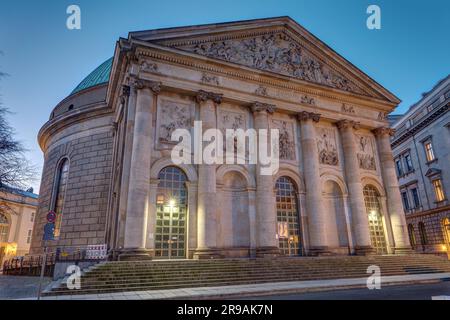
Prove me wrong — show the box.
[2,244,108,276]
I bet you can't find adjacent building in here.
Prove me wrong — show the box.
[30,17,411,259]
[0,185,39,267]
[391,75,450,256]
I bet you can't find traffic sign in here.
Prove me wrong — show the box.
[43,222,55,241]
[46,211,57,223]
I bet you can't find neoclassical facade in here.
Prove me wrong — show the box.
[31,17,411,259]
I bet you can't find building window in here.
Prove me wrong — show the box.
[0,213,10,243]
[53,158,70,238]
[363,185,388,254]
[395,158,403,177]
[276,176,301,256]
[401,191,410,211]
[410,188,420,208]
[30,212,35,222]
[408,224,416,249]
[404,154,413,172]
[26,230,32,244]
[424,141,435,162]
[154,166,188,259]
[418,222,428,245]
[432,179,446,202]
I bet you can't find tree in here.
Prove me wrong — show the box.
[0,55,37,189]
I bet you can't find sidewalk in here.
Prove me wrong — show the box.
[25,272,450,300]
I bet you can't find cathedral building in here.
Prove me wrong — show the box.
[30,17,411,259]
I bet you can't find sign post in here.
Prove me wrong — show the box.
[37,211,56,300]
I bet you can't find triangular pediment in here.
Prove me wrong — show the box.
[131,17,399,103]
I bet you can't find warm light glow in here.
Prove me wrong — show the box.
[5,243,17,256]
[169,199,176,207]
[442,244,447,252]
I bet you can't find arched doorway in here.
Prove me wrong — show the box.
[0,212,10,266]
[442,218,450,255]
[323,180,348,251]
[275,176,302,256]
[363,185,388,254]
[154,166,188,259]
[408,224,416,249]
[219,171,250,249]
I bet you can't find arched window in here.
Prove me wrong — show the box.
[408,224,416,249]
[363,185,388,254]
[275,176,302,256]
[0,213,10,243]
[418,222,428,245]
[155,166,188,259]
[53,159,70,238]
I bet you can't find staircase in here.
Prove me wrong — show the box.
[44,255,450,296]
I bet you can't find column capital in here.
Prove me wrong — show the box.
[196,90,223,105]
[131,78,161,94]
[372,127,396,137]
[336,119,360,130]
[251,102,275,114]
[297,111,320,122]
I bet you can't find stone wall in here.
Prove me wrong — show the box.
[30,130,113,254]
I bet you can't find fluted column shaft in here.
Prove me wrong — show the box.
[374,127,411,252]
[122,80,160,258]
[298,111,329,255]
[337,120,373,255]
[252,102,279,257]
[194,91,222,258]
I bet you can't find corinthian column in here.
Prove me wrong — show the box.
[194,90,222,259]
[121,79,160,260]
[373,127,411,253]
[337,119,373,255]
[298,111,329,255]
[252,102,279,257]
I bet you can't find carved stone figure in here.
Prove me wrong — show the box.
[342,103,356,114]
[272,120,295,160]
[158,101,192,143]
[179,32,365,95]
[355,134,376,170]
[317,128,339,166]
[255,85,268,96]
[201,73,220,85]
[300,95,315,105]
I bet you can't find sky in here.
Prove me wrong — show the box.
[0,0,449,193]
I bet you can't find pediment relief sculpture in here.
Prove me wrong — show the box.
[317,127,339,166]
[177,32,366,96]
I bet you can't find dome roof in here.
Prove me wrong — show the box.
[71,58,113,95]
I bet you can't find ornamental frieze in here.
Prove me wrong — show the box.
[178,32,365,95]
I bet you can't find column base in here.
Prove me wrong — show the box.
[354,245,375,256]
[393,246,414,255]
[118,248,154,261]
[193,248,224,260]
[308,246,332,256]
[255,247,280,258]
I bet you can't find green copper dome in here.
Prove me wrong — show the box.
[71,58,113,95]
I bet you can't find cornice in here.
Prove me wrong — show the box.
[38,103,114,151]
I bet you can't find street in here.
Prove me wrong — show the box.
[243,281,450,300]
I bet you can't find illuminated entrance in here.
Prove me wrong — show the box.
[275,177,302,256]
[154,166,188,259]
[443,218,450,256]
[363,185,388,254]
[0,213,10,266]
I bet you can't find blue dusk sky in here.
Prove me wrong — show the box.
[0,0,449,192]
